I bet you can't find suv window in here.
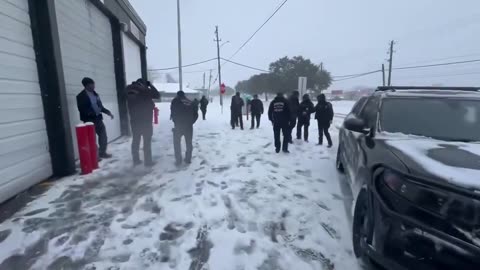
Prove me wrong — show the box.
[350,97,367,115]
[381,98,480,142]
[359,97,379,127]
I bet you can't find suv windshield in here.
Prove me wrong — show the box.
[380,98,480,142]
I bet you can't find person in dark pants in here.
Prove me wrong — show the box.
[200,96,209,120]
[297,94,315,142]
[171,91,198,166]
[315,94,334,147]
[268,93,291,153]
[287,90,300,143]
[76,77,114,159]
[230,92,245,129]
[249,94,264,129]
[126,79,160,167]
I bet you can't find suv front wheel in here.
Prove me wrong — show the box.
[352,189,369,257]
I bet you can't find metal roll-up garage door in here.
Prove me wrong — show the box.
[0,0,53,202]
[56,0,121,158]
[122,33,142,84]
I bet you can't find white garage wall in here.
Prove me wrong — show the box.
[55,0,121,158]
[0,0,52,203]
[122,32,142,84]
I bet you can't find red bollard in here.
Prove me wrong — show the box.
[85,122,98,169]
[76,124,92,175]
[153,106,159,125]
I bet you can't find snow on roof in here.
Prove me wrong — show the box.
[152,82,200,94]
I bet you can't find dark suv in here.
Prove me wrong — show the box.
[336,86,480,270]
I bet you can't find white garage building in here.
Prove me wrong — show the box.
[0,0,147,203]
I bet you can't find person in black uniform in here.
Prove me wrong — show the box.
[296,94,315,142]
[315,94,334,147]
[76,77,114,159]
[200,95,209,120]
[126,79,160,167]
[268,93,291,153]
[230,92,245,129]
[287,90,300,143]
[171,91,199,165]
[249,94,264,129]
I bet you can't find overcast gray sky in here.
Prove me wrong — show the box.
[130,0,480,90]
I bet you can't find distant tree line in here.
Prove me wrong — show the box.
[235,56,332,97]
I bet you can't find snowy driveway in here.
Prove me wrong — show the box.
[0,101,360,270]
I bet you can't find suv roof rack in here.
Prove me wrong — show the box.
[376,86,480,92]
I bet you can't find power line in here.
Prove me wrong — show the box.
[148,58,217,71]
[220,58,270,73]
[333,69,381,79]
[211,0,288,83]
[228,0,288,61]
[332,58,480,82]
[397,53,480,66]
[393,59,480,70]
[150,69,212,74]
[395,71,480,80]
[333,71,381,82]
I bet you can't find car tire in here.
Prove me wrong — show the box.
[352,189,369,258]
[336,143,345,173]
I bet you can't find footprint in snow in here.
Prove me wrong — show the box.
[321,223,340,239]
[159,222,192,241]
[316,201,331,211]
[294,194,307,200]
[295,169,312,178]
[207,181,219,188]
[332,193,343,200]
[211,165,231,173]
[171,194,193,202]
[220,181,228,190]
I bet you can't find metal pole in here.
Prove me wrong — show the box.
[177,0,183,91]
[382,64,386,86]
[208,69,212,100]
[215,26,223,113]
[388,40,394,86]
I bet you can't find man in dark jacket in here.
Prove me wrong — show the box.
[297,94,315,142]
[76,77,114,159]
[268,93,291,153]
[171,91,199,165]
[315,94,334,147]
[249,94,264,129]
[126,79,160,167]
[287,90,300,143]
[200,96,209,120]
[230,92,245,129]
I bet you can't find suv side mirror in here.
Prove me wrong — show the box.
[344,116,369,134]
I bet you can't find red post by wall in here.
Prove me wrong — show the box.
[85,122,98,169]
[153,106,159,125]
[76,124,92,175]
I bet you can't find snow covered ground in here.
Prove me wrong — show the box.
[0,100,359,270]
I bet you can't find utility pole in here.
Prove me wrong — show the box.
[387,40,395,86]
[382,64,386,86]
[215,26,223,111]
[203,72,206,89]
[176,0,183,91]
[208,69,212,100]
[320,62,323,72]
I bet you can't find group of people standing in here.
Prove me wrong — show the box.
[77,77,334,167]
[228,90,334,154]
[267,91,334,153]
[230,93,265,130]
